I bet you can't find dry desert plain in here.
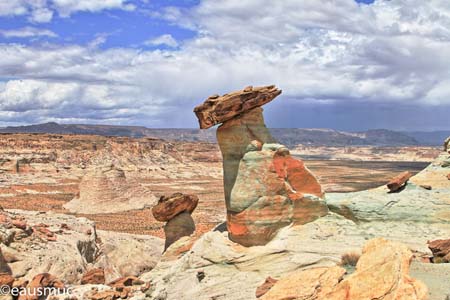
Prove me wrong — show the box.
[0,133,438,239]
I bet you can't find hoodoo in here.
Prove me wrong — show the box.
[194,85,327,246]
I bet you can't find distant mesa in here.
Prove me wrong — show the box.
[64,164,157,214]
[2,121,448,146]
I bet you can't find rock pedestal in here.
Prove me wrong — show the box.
[164,212,195,251]
[227,143,326,246]
[152,193,198,251]
[217,108,276,210]
[194,85,326,246]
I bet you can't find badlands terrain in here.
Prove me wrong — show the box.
[0,133,437,236]
[0,86,449,300]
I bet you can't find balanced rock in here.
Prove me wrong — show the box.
[152,193,198,222]
[228,143,326,246]
[194,85,326,246]
[152,193,198,250]
[194,85,280,209]
[193,85,281,129]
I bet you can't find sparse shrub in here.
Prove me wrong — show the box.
[341,252,361,267]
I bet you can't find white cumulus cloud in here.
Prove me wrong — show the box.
[0,0,450,127]
[145,34,179,48]
[0,27,57,38]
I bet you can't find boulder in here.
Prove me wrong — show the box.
[193,85,281,129]
[228,143,326,246]
[0,273,14,287]
[81,268,105,285]
[152,193,198,222]
[152,193,198,251]
[260,266,345,300]
[387,171,412,192]
[428,239,450,263]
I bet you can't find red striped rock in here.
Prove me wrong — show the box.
[228,144,326,246]
[194,86,326,247]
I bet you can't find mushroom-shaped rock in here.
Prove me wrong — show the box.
[152,193,198,222]
[152,193,198,251]
[194,85,327,247]
[194,85,281,211]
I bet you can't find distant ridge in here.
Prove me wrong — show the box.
[1,122,445,146]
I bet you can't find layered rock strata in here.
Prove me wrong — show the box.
[152,193,198,250]
[228,143,326,246]
[64,164,157,214]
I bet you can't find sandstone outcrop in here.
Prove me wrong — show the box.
[64,164,157,214]
[152,193,198,250]
[328,150,450,224]
[0,209,163,284]
[261,238,428,300]
[194,85,326,246]
[444,136,450,152]
[228,143,326,246]
[428,239,450,263]
[130,144,450,299]
[387,170,412,192]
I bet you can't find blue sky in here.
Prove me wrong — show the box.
[0,0,449,130]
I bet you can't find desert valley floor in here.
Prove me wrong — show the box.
[0,133,437,239]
